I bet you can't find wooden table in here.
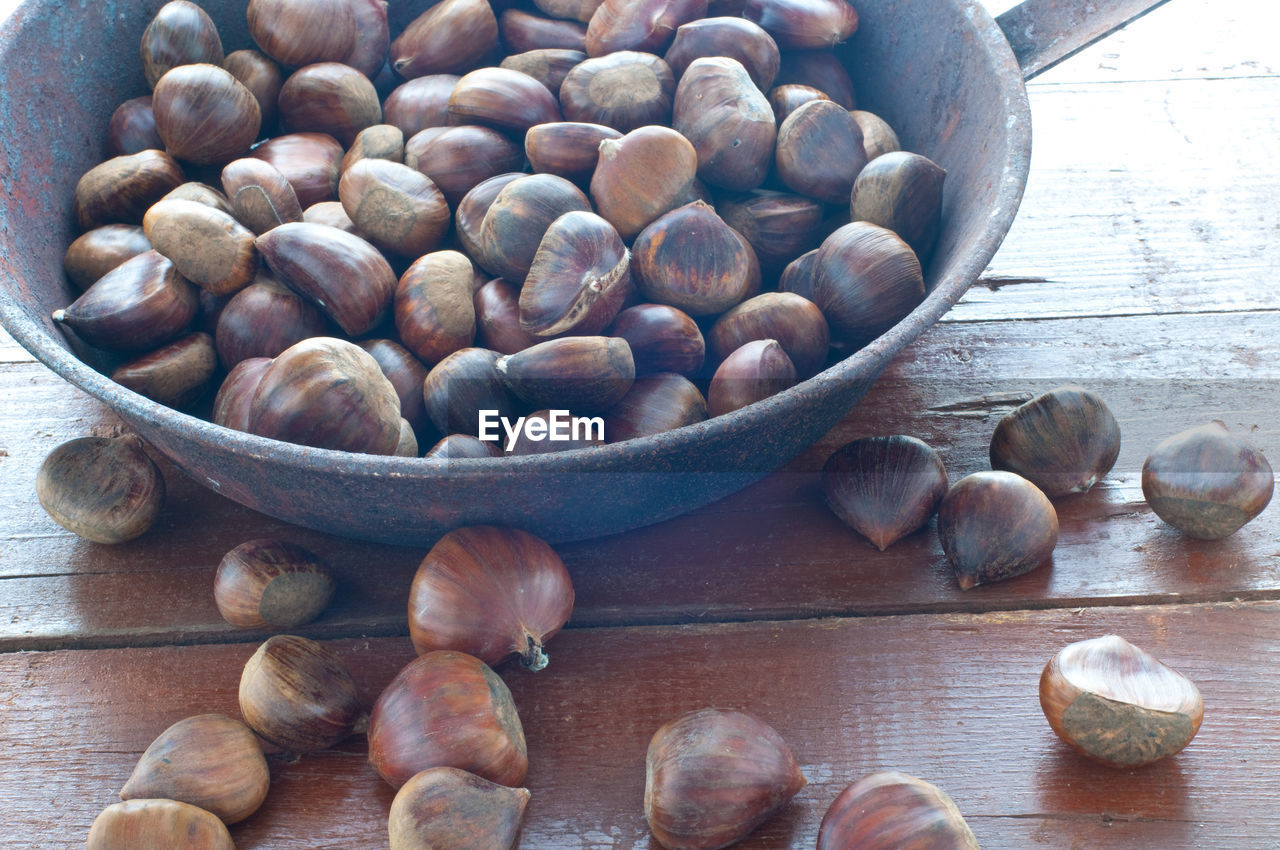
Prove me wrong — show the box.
[3,0,1279,846]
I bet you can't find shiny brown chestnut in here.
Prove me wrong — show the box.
[391,0,499,79]
[395,250,479,367]
[520,210,632,337]
[811,221,924,346]
[777,247,818,301]
[422,347,523,437]
[247,0,357,68]
[817,771,979,849]
[604,373,707,442]
[1141,421,1274,539]
[498,336,635,413]
[388,767,530,850]
[405,125,524,207]
[212,357,271,431]
[120,714,269,825]
[87,800,234,850]
[476,174,592,283]
[143,199,259,296]
[73,150,186,231]
[111,331,218,409]
[632,201,759,316]
[342,124,406,172]
[302,201,358,231]
[247,336,403,455]
[339,159,451,257]
[409,526,574,669]
[383,74,461,136]
[221,158,304,235]
[367,651,529,789]
[609,303,704,376]
[140,1,223,89]
[108,96,163,157]
[238,634,364,752]
[53,250,198,352]
[475,279,541,355]
[775,98,866,204]
[223,49,283,129]
[448,67,564,134]
[455,173,524,259]
[585,0,709,57]
[63,224,152,291]
[500,8,589,53]
[344,0,391,79]
[256,221,396,336]
[766,83,829,124]
[525,122,621,185]
[36,435,165,545]
[673,56,776,191]
[851,109,901,161]
[251,132,345,208]
[743,0,859,49]
[938,471,1059,590]
[821,435,948,551]
[559,51,675,133]
[214,274,326,369]
[719,190,824,271]
[590,125,699,240]
[851,150,947,261]
[278,62,382,146]
[990,386,1122,498]
[359,339,432,435]
[707,338,796,417]
[666,16,780,90]
[214,538,335,629]
[645,708,806,850]
[500,48,587,97]
[709,291,829,377]
[152,64,262,165]
[162,182,237,217]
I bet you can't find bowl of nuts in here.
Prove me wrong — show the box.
[0,0,1033,544]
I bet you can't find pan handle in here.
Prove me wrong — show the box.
[997,0,1175,79]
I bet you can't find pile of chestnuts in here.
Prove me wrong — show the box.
[57,0,946,458]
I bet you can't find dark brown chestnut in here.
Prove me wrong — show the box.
[476,174,592,283]
[743,0,858,49]
[53,250,198,352]
[500,8,588,53]
[161,181,237,217]
[251,132,345,208]
[673,56,776,192]
[851,109,901,161]
[111,331,218,409]
[609,303,704,376]
[766,83,829,124]
[1141,421,1274,539]
[36,436,165,545]
[448,67,564,134]
[499,48,587,97]
[585,0,709,57]
[395,251,479,367]
[213,357,271,431]
[223,49,283,129]
[214,538,335,629]
[589,125,699,240]
[821,435,948,551]
[388,767,530,850]
[367,651,528,789]
[152,64,262,165]
[383,74,461,136]
[632,201,759,316]
[817,771,979,849]
[777,247,817,300]
[707,338,796,417]
[422,347,524,437]
[278,62,382,146]
[339,159,451,257]
[497,336,635,412]
[73,150,186,231]
[140,0,224,89]
[559,51,675,132]
[391,0,499,78]
[775,98,865,204]
[474,279,541,355]
[519,210,632,337]
[247,0,357,68]
[108,96,163,157]
[143,199,260,296]
[811,221,924,346]
[344,0,391,78]
[214,273,327,369]
[719,190,823,271]
[63,224,152,291]
[604,373,707,442]
[525,122,621,184]
[455,173,524,259]
[358,339,432,435]
[238,634,363,752]
[665,16,780,90]
[850,150,947,262]
[709,291,829,377]
[938,471,1059,590]
[221,158,304,235]
[405,125,525,208]
[989,386,1122,499]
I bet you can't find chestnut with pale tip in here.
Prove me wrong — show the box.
[937,470,1058,590]
[817,771,979,849]
[36,436,165,545]
[238,634,364,753]
[1040,635,1204,768]
[1141,420,1274,539]
[389,767,531,850]
[519,210,633,338]
[645,707,806,850]
[214,538,335,629]
[409,526,574,669]
[822,435,948,551]
[390,0,499,79]
[87,799,234,850]
[497,336,636,413]
[990,386,1121,499]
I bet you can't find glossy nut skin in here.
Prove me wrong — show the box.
[395,250,479,367]
[211,357,269,432]
[422,347,523,437]
[475,279,541,355]
[609,303,704,376]
[152,64,262,165]
[500,48,587,97]
[214,274,326,370]
[162,181,236,217]
[456,173,524,259]
[120,714,269,825]
[342,124,406,171]
[821,435,948,551]
[500,8,589,53]
[767,83,828,124]
[775,48,856,108]
[251,132,345,208]
[852,109,902,160]
[63,224,151,292]
[302,201,357,231]
[938,471,1059,590]
[519,210,632,337]
[777,247,818,301]
[359,339,432,436]
[409,526,574,670]
[707,338,796,417]
[989,386,1122,499]
[406,125,525,207]
[140,1,223,89]
[247,0,357,68]
[247,337,403,455]
[673,57,776,192]
[1141,420,1274,539]
[367,650,529,789]
[775,98,866,204]
[223,49,283,128]
[339,159,451,257]
[665,16,780,90]
[632,201,759,317]
[559,51,676,133]
[256,221,396,336]
[604,373,707,442]
[108,96,163,156]
[73,150,186,231]
[391,0,499,79]
[87,799,234,850]
[590,126,699,240]
[448,67,564,134]
[344,0,391,78]
[585,0,709,57]
[816,771,979,850]
[221,158,304,235]
[525,122,621,184]
[111,331,218,409]
[1040,635,1205,768]
[238,634,364,752]
[719,190,823,271]
[851,150,947,262]
[52,250,198,352]
[36,436,165,545]
[383,74,461,136]
[743,0,859,49]
[214,538,335,629]
[477,174,592,284]
[497,336,635,413]
[278,61,383,146]
[644,708,806,850]
[709,292,829,378]
[812,221,924,346]
[143,199,260,296]
[388,767,531,850]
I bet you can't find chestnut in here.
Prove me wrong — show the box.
[604,373,707,441]
[108,96,163,156]
[632,201,759,316]
[278,61,382,147]
[448,67,564,134]
[775,98,866,204]
[213,357,271,431]
[525,122,622,185]
[673,56,776,192]
[344,0,391,79]
[342,124,407,171]
[590,125,699,240]
[251,132,345,208]
[73,150,186,231]
[476,174,592,284]
[359,338,432,435]
[383,74,461,136]
[743,0,859,49]
[822,435,948,551]
[719,190,824,272]
[221,158,304,235]
[391,0,499,78]
[475,279,541,355]
[152,64,262,165]
[665,16,780,90]
[395,250,479,367]
[111,331,218,409]
[499,48,587,97]
[500,8,589,53]
[36,435,165,545]
[302,201,358,232]
[63,224,152,292]
[425,433,503,460]
[817,771,979,849]
[497,336,635,413]
[338,159,451,257]
[585,0,709,57]
[214,538,335,629]
[422,347,523,437]
[851,150,947,262]
[161,181,236,217]
[405,125,524,207]
[811,221,924,346]
[559,51,676,132]
[766,83,829,124]
[52,250,198,352]
[707,338,796,417]
[519,210,633,337]
[223,49,283,129]
[238,634,364,752]
[247,0,357,69]
[609,303,705,377]
[709,291,829,378]
[142,199,260,296]
[851,109,901,161]
[214,273,327,369]
[139,0,224,89]
[389,767,530,850]
[532,0,602,23]
[990,386,1122,499]
[87,800,233,850]
[937,471,1058,590]
[775,48,856,108]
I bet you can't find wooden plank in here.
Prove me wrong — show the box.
[3,310,1279,648]
[1,601,1277,849]
[997,0,1175,80]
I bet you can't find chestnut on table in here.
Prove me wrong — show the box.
[3,0,1280,848]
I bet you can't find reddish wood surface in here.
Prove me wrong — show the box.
[2,0,1280,847]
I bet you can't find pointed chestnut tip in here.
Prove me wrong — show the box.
[51,309,67,323]
[956,571,977,591]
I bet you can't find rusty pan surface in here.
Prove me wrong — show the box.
[0,0,1031,545]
